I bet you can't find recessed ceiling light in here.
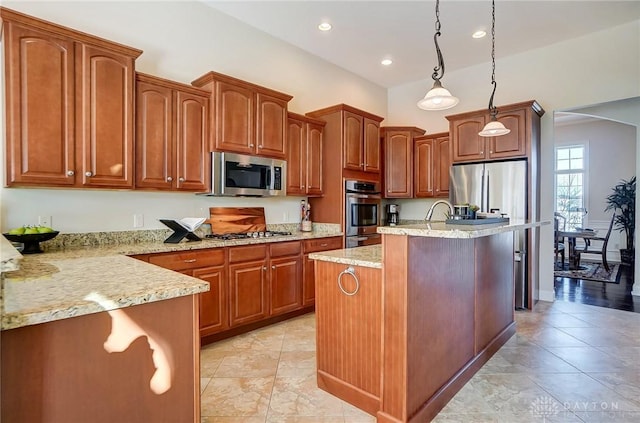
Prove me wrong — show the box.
[318,22,332,31]
[472,30,487,39]
[381,58,393,66]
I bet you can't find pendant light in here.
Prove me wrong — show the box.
[417,0,459,111]
[478,0,510,137]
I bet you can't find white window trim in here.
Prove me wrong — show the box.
[554,142,589,229]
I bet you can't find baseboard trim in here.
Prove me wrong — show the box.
[539,289,555,302]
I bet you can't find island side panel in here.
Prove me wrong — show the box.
[1,295,200,423]
[474,231,515,353]
[405,236,476,419]
[315,261,382,414]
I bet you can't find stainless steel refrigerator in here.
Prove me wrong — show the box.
[450,159,528,309]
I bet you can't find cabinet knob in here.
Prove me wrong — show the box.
[302,185,305,188]
[249,143,255,148]
[167,176,173,182]
[490,150,493,154]
[67,170,75,176]
[271,265,275,270]
[263,266,267,271]
[179,177,185,182]
[85,171,93,177]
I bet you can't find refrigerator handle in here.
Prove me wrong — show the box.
[481,169,489,212]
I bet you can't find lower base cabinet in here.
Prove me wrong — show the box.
[193,265,228,337]
[229,258,269,327]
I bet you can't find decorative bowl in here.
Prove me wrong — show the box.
[3,231,60,254]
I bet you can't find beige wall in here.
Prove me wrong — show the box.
[0,1,387,232]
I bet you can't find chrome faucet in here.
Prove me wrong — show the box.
[425,200,454,221]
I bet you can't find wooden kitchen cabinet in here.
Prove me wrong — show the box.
[269,241,302,316]
[414,132,450,198]
[381,126,426,198]
[228,244,269,327]
[302,236,343,306]
[193,265,228,337]
[287,112,325,196]
[447,101,541,163]
[191,70,293,159]
[135,73,209,191]
[307,104,384,177]
[1,8,142,188]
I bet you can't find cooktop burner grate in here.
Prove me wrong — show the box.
[205,230,292,240]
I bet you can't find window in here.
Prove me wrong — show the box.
[555,145,587,230]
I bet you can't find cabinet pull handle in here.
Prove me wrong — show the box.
[167,176,173,182]
[179,177,185,182]
[250,143,255,148]
[263,266,267,271]
[85,171,93,177]
[320,243,328,247]
[67,170,75,176]
[337,266,360,296]
[272,265,275,270]
[184,259,197,263]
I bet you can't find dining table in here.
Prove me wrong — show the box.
[557,228,597,270]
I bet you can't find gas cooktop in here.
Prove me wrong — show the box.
[205,230,292,240]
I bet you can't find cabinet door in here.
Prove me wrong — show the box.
[215,81,254,154]
[228,260,269,327]
[270,256,302,316]
[286,117,305,195]
[343,111,364,171]
[76,44,134,188]
[193,265,228,337]
[451,116,486,163]
[434,136,451,198]
[414,138,434,198]
[4,23,76,186]
[306,122,324,196]
[363,118,381,173]
[302,254,316,306]
[175,90,209,191]
[487,109,527,159]
[384,131,413,198]
[135,80,173,190]
[256,93,287,158]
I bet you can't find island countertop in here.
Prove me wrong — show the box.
[309,245,382,269]
[377,220,549,239]
[1,230,342,331]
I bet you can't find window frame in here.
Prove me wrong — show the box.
[554,143,589,230]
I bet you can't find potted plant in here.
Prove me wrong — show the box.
[605,176,636,265]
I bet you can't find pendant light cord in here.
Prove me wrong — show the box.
[487,0,498,118]
[432,0,445,81]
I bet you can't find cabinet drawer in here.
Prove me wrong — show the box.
[228,244,268,263]
[270,241,302,258]
[149,248,225,271]
[303,236,343,253]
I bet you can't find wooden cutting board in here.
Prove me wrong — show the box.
[206,207,267,234]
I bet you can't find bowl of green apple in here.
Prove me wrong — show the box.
[3,226,59,254]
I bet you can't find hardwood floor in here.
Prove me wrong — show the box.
[554,262,639,313]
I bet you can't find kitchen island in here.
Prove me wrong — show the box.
[310,221,547,423]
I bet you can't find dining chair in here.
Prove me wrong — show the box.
[554,213,566,269]
[582,214,615,272]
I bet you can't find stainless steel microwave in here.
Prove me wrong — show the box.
[201,152,286,197]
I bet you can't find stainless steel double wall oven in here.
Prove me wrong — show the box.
[345,180,381,248]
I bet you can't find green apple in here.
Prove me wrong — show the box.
[8,227,25,235]
[37,226,54,233]
[23,227,39,235]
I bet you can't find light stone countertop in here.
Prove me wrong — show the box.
[309,245,382,269]
[377,220,549,239]
[0,235,22,273]
[1,230,343,331]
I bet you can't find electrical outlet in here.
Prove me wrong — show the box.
[133,214,144,228]
[38,216,52,227]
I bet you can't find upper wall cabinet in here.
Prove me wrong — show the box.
[307,104,384,178]
[1,7,142,188]
[135,73,210,191]
[287,112,326,197]
[380,126,426,198]
[191,71,293,160]
[446,101,545,163]
[414,132,450,198]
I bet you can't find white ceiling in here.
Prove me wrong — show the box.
[204,0,640,88]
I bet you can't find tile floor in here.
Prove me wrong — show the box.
[200,301,640,422]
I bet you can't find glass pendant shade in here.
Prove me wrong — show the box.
[479,118,511,137]
[417,80,459,110]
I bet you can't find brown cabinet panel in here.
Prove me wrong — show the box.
[175,91,209,191]
[135,80,173,189]
[229,260,269,327]
[414,138,434,198]
[148,248,225,271]
[270,256,302,316]
[302,254,316,307]
[363,118,381,173]
[488,109,527,159]
[4,23,76,186]
[256,93,287,158]
[434,136,450,198]
[228,244,268,263]
[450,116,486,163]
[193,265,228,337]
[306,122,324,196]
[343,111,364,171]
[286,117,305,195]
[270,241,302,258]
[303,236,343,254]
[215,81,254,154]
[76,44,134,188]
[384,131,413,198]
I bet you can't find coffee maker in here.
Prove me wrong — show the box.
[386,204,399,226]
